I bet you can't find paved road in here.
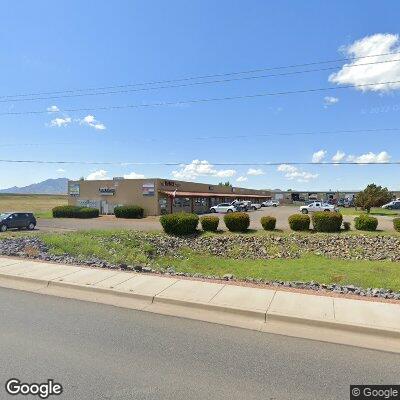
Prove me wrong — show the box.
[35,206,398,232]
[1,288,399,400]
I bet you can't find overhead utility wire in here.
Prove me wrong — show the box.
[1,50,400,99]
[0,159,398,166]
[1,58,400,103]
[1,79,400,117]
[1,127,399,148]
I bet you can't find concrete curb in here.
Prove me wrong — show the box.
[0,262,399,353]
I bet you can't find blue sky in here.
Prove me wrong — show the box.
[1,0,400,191]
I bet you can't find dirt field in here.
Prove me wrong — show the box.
[34,205,398,233]
[0,194,67,218]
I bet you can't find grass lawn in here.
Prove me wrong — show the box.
[38,230,400,291]
[0,194,67,218]
[339,207,400,217]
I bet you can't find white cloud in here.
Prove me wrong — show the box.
[47,105,60,113]
[86,169,109,180]
[323,96,339,107]
[56,168,66,174]
[80,115,106,130]
[347,151,391,163]
[50,117,71,127]
[332,150,346,162]
[247,168,264,176]
[277,164,318,182]
[329,33,400,92]
[171,160,236,180]
[123,171,145,179]
[312,149,327,163]
[236,176,248,182]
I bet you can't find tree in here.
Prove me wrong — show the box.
[355,184,392,213]
[218,181,232,187]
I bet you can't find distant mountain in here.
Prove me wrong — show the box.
[0,178,68,194]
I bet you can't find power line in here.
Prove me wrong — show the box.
[0,127,399,148]
[0,159,398,166]
[1,58,400,104]
[2,79,400,117]
[2,50,400,99]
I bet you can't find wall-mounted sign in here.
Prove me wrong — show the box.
[142,182,155,196]
[162,180,180,188]
[68,182,80,196]
[78,199,100,209]
[99,187,116,196]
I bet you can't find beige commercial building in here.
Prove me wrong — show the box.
[68,178,272,216]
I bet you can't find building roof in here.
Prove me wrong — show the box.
[159,190,270,199]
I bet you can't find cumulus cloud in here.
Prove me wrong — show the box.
[332,150,346,163]
[86,169,109,180]
[80,115,106,130]
[329,33,400,92]
[236,176,248,182]
[277,164,318,183]
[47,105,60,113]
[312,149,327,163]
[346,151,391,163]
[247,168,264,176]
[323,96,339,107]
[123,171,145,179]
[172,160,236,180]
[50,117,71,127]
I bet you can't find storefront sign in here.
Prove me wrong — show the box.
[68,182,80,196]
[142,182,155,196]
[163,180,180,188]
[99,187,116,196]
[78,199,100,209]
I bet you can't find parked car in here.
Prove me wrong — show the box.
[299,202,338,214]
[210,203,237,213]
[0,212,36,232]
[250,203,262,210]
[382,200,400,210]
[230,200,248,211]
[262,200,279,207]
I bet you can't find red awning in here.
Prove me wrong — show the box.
[159,190,270,199]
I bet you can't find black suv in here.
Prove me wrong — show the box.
[0,212,36,232]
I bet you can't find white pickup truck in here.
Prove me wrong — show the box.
[299,201,338,214]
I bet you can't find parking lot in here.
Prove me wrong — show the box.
[34,205,398,233]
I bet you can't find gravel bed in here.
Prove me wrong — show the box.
[0,235,399,300]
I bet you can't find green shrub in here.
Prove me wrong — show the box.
[160,212,199,235]
[354,214,378,231]
[52,205,99,219]
[260,216,276,231]
[393,218,400,232]
[288,214,310,231]
[342,221,351,231]
[311,211,343,232]
[200,216,219,232]
[114,205,144,219]
[224,212,250,232]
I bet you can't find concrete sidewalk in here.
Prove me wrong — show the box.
[0,256,399,353]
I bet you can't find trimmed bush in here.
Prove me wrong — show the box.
[311,211,343,232]
[393,218,400,232]
[260,216,276,231]
[342,221,351,231]
[52,205,99,219]
[224,212,250,232]
[160,212,199,235]
[288,214,310,231]
[354,214,378,231]
[200,216,219,232]
[114,205,144,219]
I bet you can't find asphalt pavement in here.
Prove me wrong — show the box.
[0,288,399,400]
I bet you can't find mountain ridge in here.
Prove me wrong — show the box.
[0,178,68,194]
